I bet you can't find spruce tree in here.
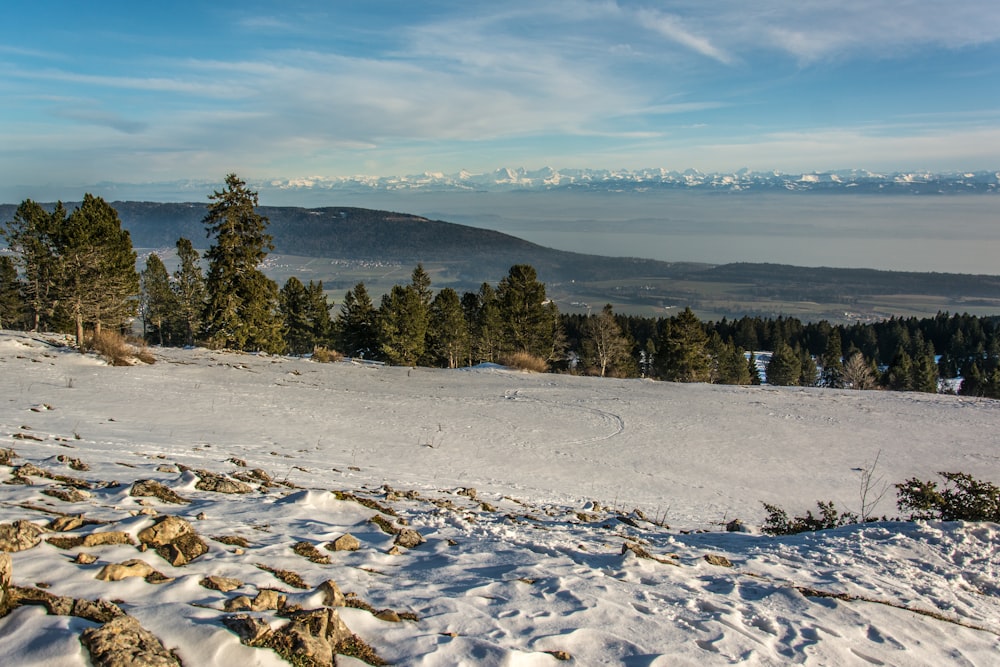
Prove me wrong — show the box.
[377,283,427,366]
[766,341,801,386]
[464,282,503,364]
[0,256,25,329]
[140,253,181,346]
[427,287,470,368]
[655,307,711,382]
[497,264,557,361]
[336,282,377,358]
[201,174,283,353]
[884,349,914,391]
[57,195,139,345]
[4,200,63,331]
[305,280,334,349]
[279,277,314,355]
[911,341,939,393]
[820,329,844,388]
[173,238,205,346]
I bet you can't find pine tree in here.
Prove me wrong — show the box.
[140,253,181,346]
[884,349,914,391]
[201,174,283,353]
[305,280,334,349]
[497,264,557,361]
[581,304,632,377]
[279,277,315,355]
[57,195,139,345]
[911,341,939,393]
[377,284,427,366]
[336,282,377,358]
[3,200,63,331]
[427,288,470,368]
[173,238,205,347]
[766,341,801,386]
[0,256,25,329]
[655,307,711,382]
[709,334,752,385]
[820,329,844,388]
[798,347,818,387]
[464,282,503,364]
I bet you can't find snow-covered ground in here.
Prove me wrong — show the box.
[1,330,998,665]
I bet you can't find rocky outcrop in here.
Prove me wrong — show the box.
[81,614,181,667]
[138,515,208,566]
[0,520,44,552]
[131,479,189,504]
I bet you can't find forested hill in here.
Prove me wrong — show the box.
[3,201,1000,304]
[0,201,701,283]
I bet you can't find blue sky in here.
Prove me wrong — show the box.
[3,1,999,196]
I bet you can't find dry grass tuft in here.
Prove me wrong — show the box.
[311,346,343,363]
[85,331,156,366]
[501,352,549,373]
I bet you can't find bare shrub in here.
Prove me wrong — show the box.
[842,352,878,390]
[311,346,343,363]
[502,352,549,373]
[85,331,155,366]
[86,331,134,366]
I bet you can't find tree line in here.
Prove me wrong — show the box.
[2,174,998,398]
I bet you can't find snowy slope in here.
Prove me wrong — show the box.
[1,331,998,665]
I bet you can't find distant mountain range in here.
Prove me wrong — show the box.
[262,167,1000,195]
[28,168,997,203]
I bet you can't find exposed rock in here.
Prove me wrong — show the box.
[200,575,243,593]
[264,607,356,667]
[333,491,397,516]
[233,468,272,485]
[317,580,346,607]
[224,595,253,612]
[12,586,124,623]
[96,559,156,582]
[130,479,189,504]
[621,542,679,566]
[74,553,98,565]
[80,614,181,667]
[0,552,11,615]
[56,455,89,471]
[0,520,45,552]
[375,609,401,622]
[458,487,477,499]
[195,471,253,494]
[726,518,749,533]
[0,448,17,466]
[49,515,86,532]
[252,588,287,612]
[704,553,734,568]
[212,534,250,548]
[293,541,331,564]
[393,528,425,549]
[138,515,208,566]
[42,487,90,503]
[222,613,271,643]
[386,545,403,556]
[368,515,396,535]
[325,534,360,552]
[545,650,573,661]
[48,531,134,550]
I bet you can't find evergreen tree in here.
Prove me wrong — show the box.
[464,282,504,365]
[173,238,205,346]
[747,352,762,385]
[57,195,139,345]
[377,283,427,366]
[798,347,818,387]
[279,277,315,355]
[497,264,557,361]
[911,341,939,393]
[766,341,801,386]
[655,307,711,382]
[427,287,469,368]
[3,200,63,331]
[820,329,844,388]
[305,280,334,349]
[336,282,377,358]
[709,334,752,385]
[0,256,25,330]
[140,253,181,346]
[581,304,632,377]
[884,349,914,391]
[201,174,283,353]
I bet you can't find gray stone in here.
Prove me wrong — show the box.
[251,588,286,612]
[325,533,360,552]
[131,480,189,504]
[96,559,156,582]
[393,528,425,549]
[317,580,345,607]
[0,552,11,615]
[81,615,181,667]
[195,471,253,494]
[200,575,242,593]
[0,520,44,552]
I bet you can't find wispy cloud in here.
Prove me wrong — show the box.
[634,8,733,64]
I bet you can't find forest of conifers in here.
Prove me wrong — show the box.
[2,175,998,398]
